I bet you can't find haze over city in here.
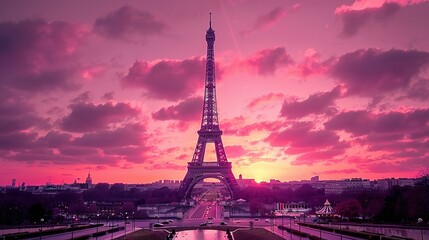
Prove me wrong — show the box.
[1,0,429,186]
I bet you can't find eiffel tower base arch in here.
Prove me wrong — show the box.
[178,162,240,200]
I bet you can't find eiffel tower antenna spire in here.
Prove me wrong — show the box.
[209,12,212,28]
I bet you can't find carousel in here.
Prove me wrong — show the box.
[316,199,336,221]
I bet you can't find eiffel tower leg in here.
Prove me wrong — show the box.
[191,136,207,163]
[214,138,227,162]
[178,170,194,198]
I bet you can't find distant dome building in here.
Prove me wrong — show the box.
[85,172,93,188]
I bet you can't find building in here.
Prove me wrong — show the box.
[85,172,93,188]
[325,178,371,195]
[375,178,414,190]
[236,174,256,188]
[275,201,311,216]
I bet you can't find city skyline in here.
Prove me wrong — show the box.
[1,0,429,185]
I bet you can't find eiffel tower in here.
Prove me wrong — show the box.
[178,14,240,200]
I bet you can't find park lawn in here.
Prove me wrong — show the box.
[114,229,168,240]
[233,228,285,240]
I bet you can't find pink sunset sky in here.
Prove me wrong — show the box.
[1,0,428,185]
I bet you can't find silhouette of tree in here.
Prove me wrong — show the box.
[336,199,363,219]
[376,186,410,223]
[29,203,46,223]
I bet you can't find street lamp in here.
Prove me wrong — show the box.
[270,211,274,234]
[71,217,75,240]
[111,213,115,240]
[125,216,129,238]
[281,211,284,237]
[39,218,44,240]
[96,213,100,240]
[132,212,135,231]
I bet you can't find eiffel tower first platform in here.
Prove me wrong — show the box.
[178,14,240,200]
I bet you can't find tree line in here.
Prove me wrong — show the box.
[1,177,428,225]
[238,176,429,224]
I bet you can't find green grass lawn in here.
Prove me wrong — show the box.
[233,228,285,240]
[114,229,168,240]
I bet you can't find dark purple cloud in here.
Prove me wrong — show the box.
[363,156,429,173]
[152,96,202,121]
[0,89,147,166]
[293,50,336,77]
[368,140,429,152]
[0,132,37,150]
[7,148,58,162]
[372,109,429,139]
[0,19,83,68]
[402,79,429,101]
[146,162,186,171]
[265,122,340,149]
[1,123,148,165]
[73,123,145,148]
[37,131,72,148]
[9,148,118,166]
[0,19,85,92]
[0,114,39,135]
[389,150,426,159]
[102,92,115,100]
[337,2,401,37]
[13,69,79,92]
[326,108,429,137]
[331,48,429,96]
[241,47,293,75]
[242,7,287,35]
[410,129,429,139]
[280,87,340,119]
[326,108,429,167]
[293,148,345,165]
[263,121,346,165]
[223,118,283,136]
[365,132,404,144]
[72,91,91,103]
[107,147,150,163]
[293,141,348,162]
[94,6,166,40]
[325,110,374,136]
[103,146,145,156]
[61,102,140,132]
[247,93,284,110]
[0,88,43,134]
[316,169,358,175]
[59,146,99,156]
[0,88,31,116]
[122,57,208,101]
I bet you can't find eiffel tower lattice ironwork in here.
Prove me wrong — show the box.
[178,14,240,199]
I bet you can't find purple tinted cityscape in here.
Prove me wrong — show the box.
[1,1,429,240]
